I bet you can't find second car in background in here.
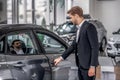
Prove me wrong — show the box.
[56,20,107,54]
[107,28,120,58]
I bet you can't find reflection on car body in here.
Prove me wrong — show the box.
[0,24,77,80]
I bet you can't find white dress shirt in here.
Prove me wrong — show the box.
[76,20,85,42]
[14,49,24,54]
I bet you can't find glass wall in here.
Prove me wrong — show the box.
[7,0,12,24]
[35,0,47,25]
[7,0,48,25]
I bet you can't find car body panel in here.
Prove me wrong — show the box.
[0,54,14,80]
[5,54,50,80]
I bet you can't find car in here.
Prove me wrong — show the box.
[0,24,78,80]
[55,20,107,54]
[55,21,77,44]
[107,28,120,58]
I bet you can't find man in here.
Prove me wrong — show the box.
[11,39,24,54]
[54,6,99,80]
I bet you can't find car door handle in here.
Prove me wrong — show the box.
[13,62,25,69]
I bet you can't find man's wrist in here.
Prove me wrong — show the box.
[60,56,64,60]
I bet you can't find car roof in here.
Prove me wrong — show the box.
[0,24,47,35]
[0,24,69,48]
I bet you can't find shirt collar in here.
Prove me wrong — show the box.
[77,20,85,29]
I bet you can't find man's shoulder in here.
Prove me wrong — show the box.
[82,21,90,29]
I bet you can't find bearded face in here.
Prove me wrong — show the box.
[13,41,22,49]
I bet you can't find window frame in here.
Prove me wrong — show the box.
[34,29,68,54]
[5,30,40,55]
[0,36,5,54]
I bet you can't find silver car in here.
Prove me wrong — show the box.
[107,29,120,58]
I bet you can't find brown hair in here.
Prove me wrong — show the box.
[67,6,83,17]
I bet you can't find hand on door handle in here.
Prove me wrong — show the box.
[54,56,63,66]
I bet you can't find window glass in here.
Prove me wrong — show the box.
[7,32,37,55]
[36,33,65,54]
[57,22,76,35]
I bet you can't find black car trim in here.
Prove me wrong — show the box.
[32,29,53,80]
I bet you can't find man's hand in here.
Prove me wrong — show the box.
[54,57,63,66]
[88,67,95,77]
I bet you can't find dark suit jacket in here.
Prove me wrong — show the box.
[61,21,99,69]
[11,50,17,54]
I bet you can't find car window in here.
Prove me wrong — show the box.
[57,23,76,35]
[36,33,66,54]
[7,31,38,55]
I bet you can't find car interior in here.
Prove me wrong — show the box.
[7,33,37,55]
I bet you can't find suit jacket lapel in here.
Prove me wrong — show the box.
[77,21,88,43]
